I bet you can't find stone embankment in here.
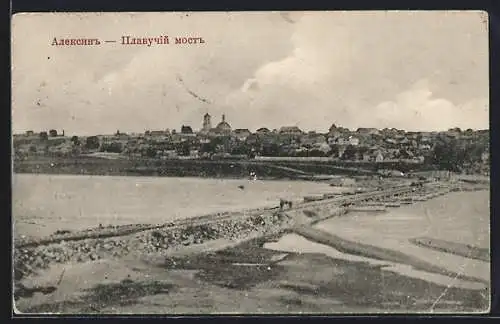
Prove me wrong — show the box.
[14,211,292,282]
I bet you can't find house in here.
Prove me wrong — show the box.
[406,132,419,140]
[381,128,400,137]
[328,124,339,133]
[335,136,349,145]
[179,125,196,139]
[181,125,193,134]
[375,151,384,162]
[327,136,338,145]
[327,124,344,137]
[349,136,360,146]
[233,128,251,141]
[356,128,380,136]
[245,134,260,145]
[314,142,331,154]
[279,126,303,136]
[198,137,211,144]
[398,137,410,145]
[418,144,432,151]
[333,135,359,146]
[420,135,431,143]
[149,130,169,137]
[207,128,221,137]
[256,127,271,135]
[301,133,326,147]
[445,128,462,138]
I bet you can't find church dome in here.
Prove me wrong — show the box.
[216,114,232,133]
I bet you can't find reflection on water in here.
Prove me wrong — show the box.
[264,233,486,290]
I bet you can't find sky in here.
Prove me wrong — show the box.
[12,11,489,136]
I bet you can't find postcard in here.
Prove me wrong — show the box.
[12,11,490,314]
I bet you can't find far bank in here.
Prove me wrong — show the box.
[13,155,451,180]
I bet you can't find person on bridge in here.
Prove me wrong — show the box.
[280,199,293,210]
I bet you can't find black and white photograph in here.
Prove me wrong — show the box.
[12,11,490,314]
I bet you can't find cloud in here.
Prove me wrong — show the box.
[222,11,489,132]
[12,11,489,135]
[372,80,488,131]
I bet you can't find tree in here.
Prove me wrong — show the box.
[429,139,464,172]
[144,147,157,158]
[200,142,217,155]
[49,129,58,137]
[231,143,251,156]
[341,145,357,160]
[261,143,279,156]
[102,142,123,153]
[308,149,326,157]
[328,144,340,157]
[463,143,485,164]
[39,132,48,141]
[71,135,80,145]
[85,136,100,150]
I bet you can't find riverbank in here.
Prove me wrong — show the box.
[13,180,490,314]
[13,154,441,179]
[16,229,489,314]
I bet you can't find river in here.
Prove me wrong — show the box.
[13,173,338,238]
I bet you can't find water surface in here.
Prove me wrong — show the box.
[13,173,337,237]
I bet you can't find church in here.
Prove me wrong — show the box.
[200,113,232,136]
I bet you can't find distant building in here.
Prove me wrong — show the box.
[332,135,358,146]
[245,133,260,145]
[348,136,360,146]
[316,142,331,154]
[328,124,338,133]
[215,114,232,135]
[256,127,271,135]
[202,113,212,133]
[181,125,193,134]
[301,133,326,146]
[356,128,380,136]
[279,126,303,136]
[149,130,169,137]
[233,128,251,141]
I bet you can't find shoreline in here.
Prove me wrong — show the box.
[13,178,490,313]
[13,154,459,180]
[12,171,330,183]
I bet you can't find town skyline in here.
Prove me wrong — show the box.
[12,112,490,138]
[12,12,489,135]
